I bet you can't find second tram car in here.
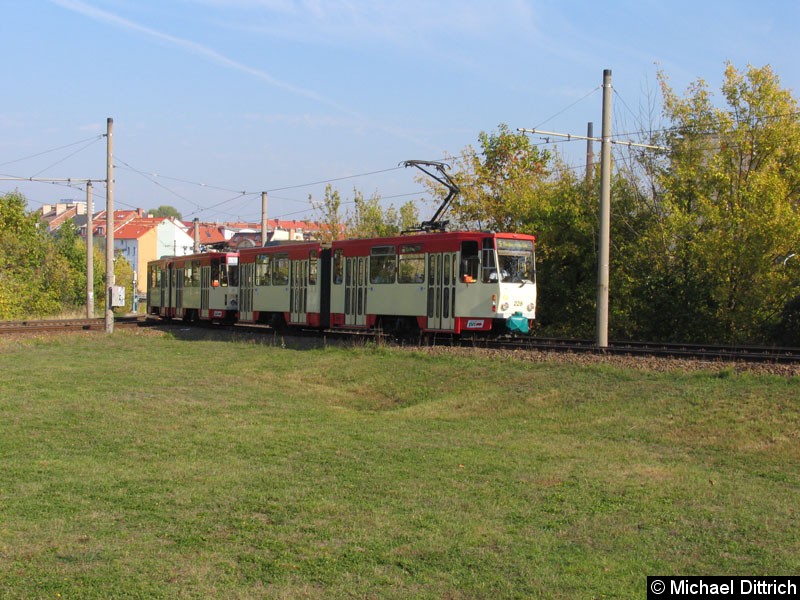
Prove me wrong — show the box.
[147,251,240,323]
[237,241,330,329]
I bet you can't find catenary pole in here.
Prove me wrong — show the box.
[105,117,115,334]
[518,71,665,348]
[86,181,94,318]
[596,70,612,348]
[261,191,268,246]
[585,122,594,186]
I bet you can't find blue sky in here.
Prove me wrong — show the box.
[2,0,799,223]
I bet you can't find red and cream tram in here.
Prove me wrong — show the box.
[148,231,535,336]
[329,231,536,335]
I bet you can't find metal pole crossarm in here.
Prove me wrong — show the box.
[517,127,668,151]
[609,139,669,151]
[0,177,106,183]
[517,128,595,142]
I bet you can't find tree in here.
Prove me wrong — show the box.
[0,190,137,318]
[347,188,402,238]
[53,221,87,307]
[148,205,182,219]
[309,184,345,242]
[635,64,800,342]
[311,185,416,240]
[443,123,552,232]
[0,191,76,318]
[398,200,420,233]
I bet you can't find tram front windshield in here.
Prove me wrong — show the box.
[497,239,535,283]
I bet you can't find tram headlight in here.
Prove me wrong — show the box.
[500,302,509,312]
[527,303,535,312]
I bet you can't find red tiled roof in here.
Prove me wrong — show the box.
[194,223,226,244]
[115,221,159,239]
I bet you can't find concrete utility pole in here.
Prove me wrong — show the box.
[105,117,115,334]
[519,69,665,348]
[596,69,613,348]
[261,191,268,246]
[193,218,200,253]
[86,181,94,318]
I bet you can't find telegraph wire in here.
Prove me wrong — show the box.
[113,159,405,198]
[532,85,602,129]
[0,134,105,169]
[184,191,259,219]
[115,162,247,195]
[265,166,405,193]
[30,136,105,178]
[109,158,417,221]
[11,103,800,221]
[116,157,204,210]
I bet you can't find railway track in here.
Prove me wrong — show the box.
[0,316,142,335]
[198,321,800,365]
[8,315,799,366]
[465,336,800,364]
[606,339,800,363]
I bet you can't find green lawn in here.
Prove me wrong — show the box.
[1,330,798,598]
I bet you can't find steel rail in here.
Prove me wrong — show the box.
[0,316,141,334]
[136,317,800,364]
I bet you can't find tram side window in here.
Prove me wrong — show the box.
[481,238,498,283]
[333,249,344,284]
[398,244,425,283]
[256,255,271,285]
[273,254,290,285]
[184,261,201,287]
[211,258,227,286]
[370,246,396,284]
[211,257,238,287]
[309,250,318,285]
[460,241,479,282]
[228,260,239,287]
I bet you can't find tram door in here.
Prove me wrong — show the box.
[200,266,211,316]
[239,262,254,322]
[159,264,169,316]
[290,259,308,324]
[427,252,457,331]
[175,267,184,318]
[344,256,367,326]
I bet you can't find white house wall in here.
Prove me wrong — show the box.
[157,219,195,257]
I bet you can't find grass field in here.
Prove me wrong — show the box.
[0,329,798,598]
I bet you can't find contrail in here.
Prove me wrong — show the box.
[50,0,357,116]
[50,0,436,150]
